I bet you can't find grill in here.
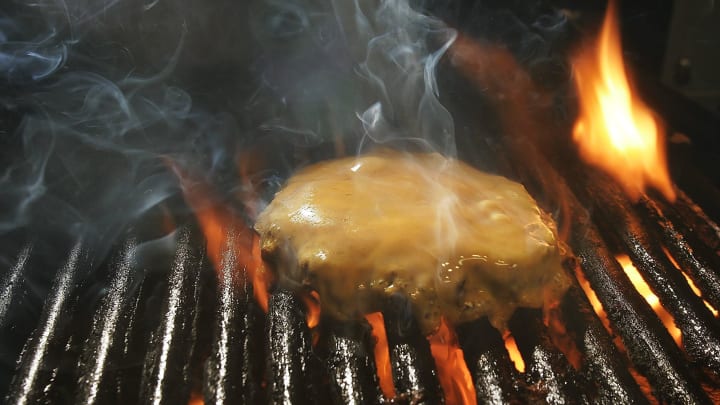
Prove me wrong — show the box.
[2,1,720,404]
[2,125,719,404]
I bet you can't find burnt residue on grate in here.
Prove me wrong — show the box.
[140,227,206,405]
[560,274,649,404]
[382,294,444,405]
[204,233,265,404]
[578,169,720,378]
[457,317,526,404]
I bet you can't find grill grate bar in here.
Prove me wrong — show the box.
[0,243,34,400]
[653,191,720,276]
[457,317,526,404]
[76,239,137,405]
[668,191,720,257]
[322,321,384,405]
[580,171,720,378]
[0,244,32,325]
[5,242,86,405]
[266,290,320,403]
[113,275,150,404]
[499,141,711,404]
[570,219,711,404]
[560,277,649,404]
[636,195,720,310]
[509,308,583,404]
[141,227,204,405]
[204,233,265,404]
[383,296,444,404]
[3,153,718,404]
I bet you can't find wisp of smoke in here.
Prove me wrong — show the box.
[247,0,457,155]
[1,0,459,258]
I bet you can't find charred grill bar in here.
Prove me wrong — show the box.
[666,191,720,257]
[321,321,384,405]
[0,244,32,324]
[509,308,582,404]
[382,296,444,404]
[568,213,709,404]
[204,235,265,405]
[76,239,137,405]
[574,168,720,378]
[141,227,205,405]
[266,291,320,403]
[636,195,720,310]
[5,242,86,405]
[504,141,714,404]
[456,318,524,404]
[559,280,649,404]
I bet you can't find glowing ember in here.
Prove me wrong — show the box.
[616,255,682,345]
[169,162,271,312]
[572,0,675,202]
[682,273,719,317]
[661,247,719,316]
[575,268,659,402]
[187,393,204,405]
[575,268,613,335]
[502,333,525,373]
[428,319,477,405]
[365,312,396,399]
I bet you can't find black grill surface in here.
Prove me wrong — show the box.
[1,149,719,404]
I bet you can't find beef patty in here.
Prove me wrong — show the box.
[255,150,570,333]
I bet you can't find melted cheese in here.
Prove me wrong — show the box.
[255,150,570,333]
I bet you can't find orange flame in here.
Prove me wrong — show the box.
[616,255,681,345]
[365,312,396,399]
[502,334,525,373]
[662,247,718,316]
[428,319,477,405]
[169,161,271,312]
[572,0,675,202]
[575,268,613,335]
[187,393,204,405]
[302,290,321,329]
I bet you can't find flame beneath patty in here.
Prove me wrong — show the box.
[428,319,477,405]
[169,160,271,312]
[365,312,396,399]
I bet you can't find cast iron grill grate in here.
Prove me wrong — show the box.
[1,142,719,405]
